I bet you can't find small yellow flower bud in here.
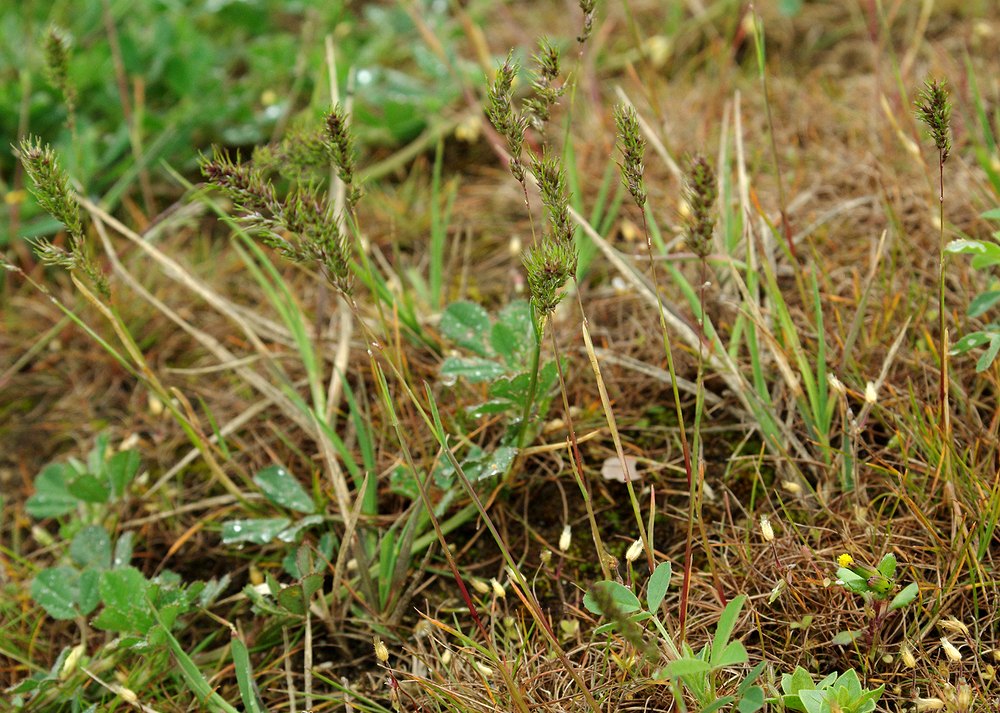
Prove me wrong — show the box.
[118,686,139,704]
[915,698,945,712]
[955,682,972,711]
[781,480,803,496]
[455,114,482,143]
[373,636,389,663]
[441,649,452,666]
[940,617,969,637]
[838,553,855,568]
[490,578,506,598]
[60,644,85,679]
[940,637,963,663]
[471,578,491,595]
[625,538,643,563]
[900,644,916,668]
[760,515,774,542]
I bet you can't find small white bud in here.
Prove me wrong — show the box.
[940,637,963,663]
[490,577,506,598]
[118,686,139,704]
[915,698,945,712]
[148,393,164,416]
[505,565,524,586]
[827,373,846,396]
[865,381,878,404]
[759,515,774,542]
[625,538,644,563]
[118,433,140,452]
[471,578,491,595]
[559,525,572,553]
[441,649,452,666]
[373,636,389,663]
[472,660,494,678]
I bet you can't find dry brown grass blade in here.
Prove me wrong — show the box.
[732,91,758,307]
[852,316,912,436]
[89,211,316,440]
[81,196,299,344]
[568,203,807,462]
[589,346,722,405]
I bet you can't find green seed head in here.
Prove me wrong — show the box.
[914,78,952,163]
[684,154,717,259]
[614,104,647,210]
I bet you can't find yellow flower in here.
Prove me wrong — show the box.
[838,553,855,568]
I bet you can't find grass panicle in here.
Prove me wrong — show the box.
[613,104,647,210]
[522,238,576,322]
[684,153,717,260]
[531,149,574,251]
[15,137,108,296]
[325,103,363,208]
[577,0,597,44]
[200,148,353,295]
[524,38,565,131]
[486,52,529,183]
[914,79,953,164]
[42,25,76,124]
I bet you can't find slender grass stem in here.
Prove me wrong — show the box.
[517,310,544,451]
[550,324,611,580]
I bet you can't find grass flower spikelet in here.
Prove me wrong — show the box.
[914,79,952,163]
